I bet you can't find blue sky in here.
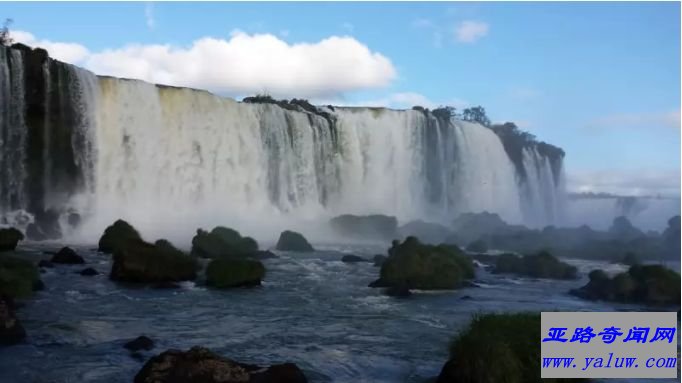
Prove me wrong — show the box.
[4,1,681,196]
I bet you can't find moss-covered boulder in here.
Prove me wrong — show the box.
[437,313,585,383]
[0,228,24,252]
[98,219,142,254]
[369,236,474,290]
[329,214,398,240]
[51,247,85,264]
[493,251,577,280]
[191,227,259,258]
[134,346,307,383]
[110,239,199,284]
[275,230,314,252]
[570,265,680,306]
[205,258,265,288]
[0,296,26,346]
[0,254,42,298]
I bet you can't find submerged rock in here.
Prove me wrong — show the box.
[205,258,265,288]
[51,247,85,264]
[98,219,142,254]
[275,230,314,252]
[0,228,24,252]
[79,267,99,276]
[124,335,155,352]
[0,254,42,298]
[341,254,370,263]
[0,296,25,346]
[191,226,259,258]
[492,251,577,280]
[134,346,307,383]
[369,236,474,290]
[110,239,199,284]
[329,214,398,240]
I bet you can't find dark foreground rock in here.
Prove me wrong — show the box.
[0,228,24,252]
[0,296,26,346]
[0,254,42,298]
[329,214,398,240]
[111,239,199,284]
[191,227,259,258]
[275,230,314,252]
[134,346,307,383]
[79,267,99,276]
[51,247,85,264]
[98,219,142,253]
[570,265,680,306]
[341,254,370,263]
[493,251,578,280]
[124,335,155,352]
[437,312,587,383]
[369,237,474,290]
[206,258,265,288]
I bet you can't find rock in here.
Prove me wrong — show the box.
[0,254,41,298]
[205,258,265,288]
[67,212,81,228]
[329,214,398,240]
[437,313,542,383]
[124,335,155,352]
[0,228,24,252]
[0,296,26,346]
[372,254,386,267]
[492,251,577,280]
[153,281,181,289]
[38,260,54,268]
[25,223,46,241]
[251,250,278,260]
[25,209,62,241]
[446,212,526,245]
[134,346,307,383]
[191,226,259,258]
[51,247,85,264]
[341,254,370,263]
[570,265,680,306]
[98,219,142,254]
[110,239,199,284]
[79,267,99,276]
[369,236,474,290]
[460,295,473,300]
[384,285,411,298]
[465,239,488,253]
[398,220,453,244]
[275,231,314,252]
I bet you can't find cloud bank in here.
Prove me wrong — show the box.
[567,169,681,197]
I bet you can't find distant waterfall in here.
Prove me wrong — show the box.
[0,45,567,239]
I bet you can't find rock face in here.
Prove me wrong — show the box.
[437,313,545,383]
[492,251,577,280]
[134,346,307,383]
[0,296,26,346]
[191,227,259,258]
[329,214,398,240]
[206,258,265,288]
[0,254,42,298]
[98,219,142,254]
[341,255,370,263]
[124,335,155,352]
[111,239,199,284]
[369,237,474,290]
[275,231,314,252]
[0,228,24,252]
[25,209,62,241]
[51,247,85,264]
[570,265,680,306]
[397,220,453,245]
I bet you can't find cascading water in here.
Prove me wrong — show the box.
[0,45,567,241]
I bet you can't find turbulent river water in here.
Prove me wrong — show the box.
[1,242,678,383]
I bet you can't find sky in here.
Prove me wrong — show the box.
[3,1,680,197]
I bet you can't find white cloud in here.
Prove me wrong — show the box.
[454,20,489,43]
[12,30,397,99]
[145,3,156,30]
[567,169,681,197]
[11,30,90,64]
[590,110,681,130]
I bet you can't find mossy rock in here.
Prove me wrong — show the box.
[0,254,41,298]
[437,312,587,383]
[98,219,142,254]
[275,230,314,252]
[205,258,265,288]
[110,239,198,284]
[0,228,24,252]
[370,236,474,290]
[191,227,259,258]
[493,251,577,280]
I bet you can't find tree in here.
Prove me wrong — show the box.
[0,18,12,46]
[461,106,491,127]
[432,105,458,120]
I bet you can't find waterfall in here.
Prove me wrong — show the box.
[0,45,567,240]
